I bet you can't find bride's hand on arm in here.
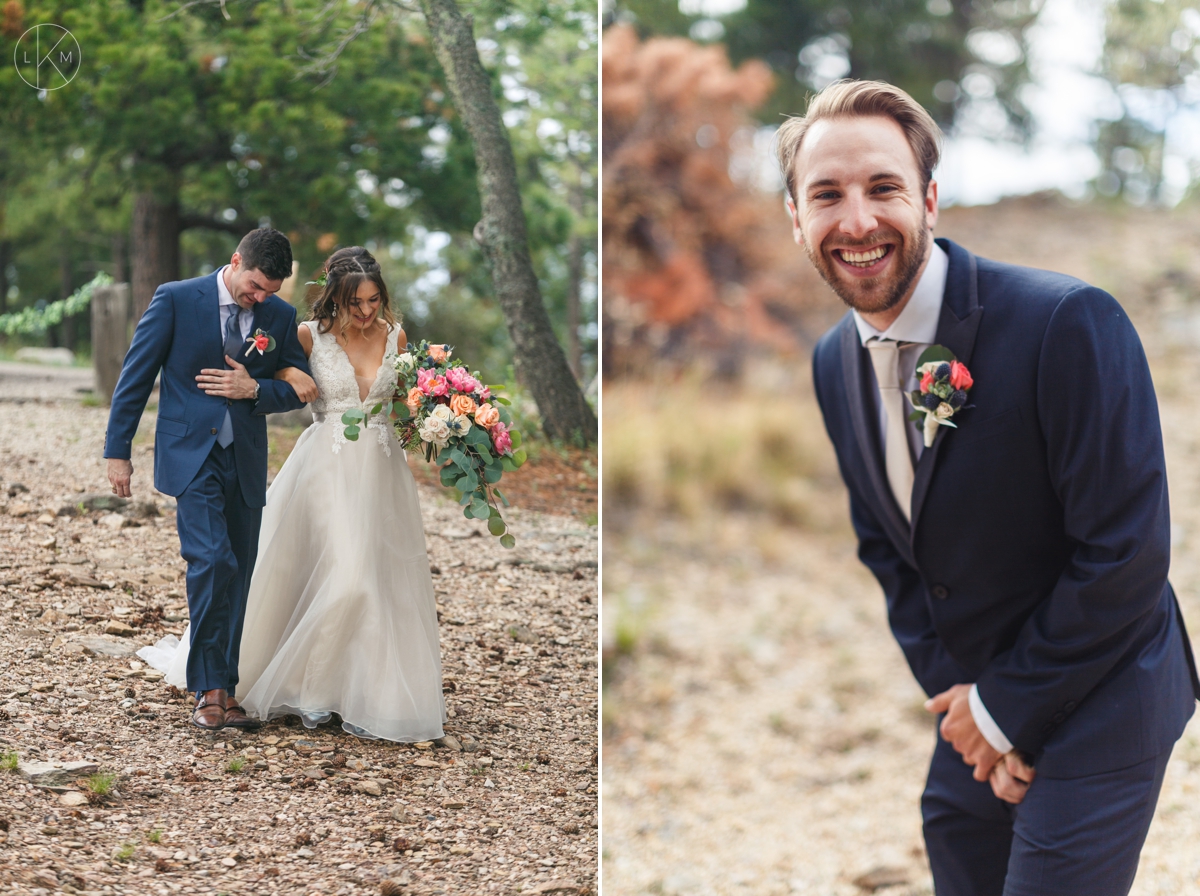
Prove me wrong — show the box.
[274,325,318,402]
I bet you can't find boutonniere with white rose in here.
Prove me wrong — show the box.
[908,346,974,447]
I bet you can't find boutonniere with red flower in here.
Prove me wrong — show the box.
[244,328,276,358]
[908,346,974,447]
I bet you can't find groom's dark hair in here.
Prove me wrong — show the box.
[236,228,293,282]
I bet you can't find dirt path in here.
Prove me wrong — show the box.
[0,395,597,896]
[602,332,1200,895]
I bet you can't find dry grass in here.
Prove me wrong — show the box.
[603,365,846,532]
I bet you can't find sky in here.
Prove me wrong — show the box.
[937,0,1112,206]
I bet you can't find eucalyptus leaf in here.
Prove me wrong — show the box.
[344,425,360,441]
[440,467,459,487]
[512,448,527,467]
[341,409,365,425]
[500,533,516,549]
[916,345,956,368]
[494,488,509,507]
[501,457,518,473]
[493,396,511,406]
[398,403,411,420]
[484,466,502,483]
[488,516,506,537]
[509,429,522,449]
[370,403,383,415]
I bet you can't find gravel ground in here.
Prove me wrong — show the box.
[602,342,1200,895]
[0,376,598,896]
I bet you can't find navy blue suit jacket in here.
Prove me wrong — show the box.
[103,270,310,507]
[812,238,1200,778]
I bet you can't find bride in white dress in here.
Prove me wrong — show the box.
[153,246,445,742]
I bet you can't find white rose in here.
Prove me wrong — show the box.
[431,404,453,422]
[449,415,473,437]
[935,402,954,419]
[419,416,451,448]
[394,352,415,372]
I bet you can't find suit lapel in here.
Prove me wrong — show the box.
[841,315,912,549]
[192,271,224,369]
[909,239,984,536]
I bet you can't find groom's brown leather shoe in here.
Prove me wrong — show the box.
[223,697,262,730]
[191,689,227,730]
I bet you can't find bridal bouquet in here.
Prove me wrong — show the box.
[340,341,526,547]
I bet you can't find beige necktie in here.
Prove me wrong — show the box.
[866,338,914,521]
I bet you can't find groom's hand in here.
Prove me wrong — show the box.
[925,683,1003,782]
[989,751,1037,804]
[107,458,133,498]
[196,356,258,400]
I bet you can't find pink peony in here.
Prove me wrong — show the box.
[491,421,513,455]
[446,366,481,394]
[478,385,491,401]
[417,367,449,397]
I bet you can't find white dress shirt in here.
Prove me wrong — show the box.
[851,242,1014,755]
[217,266,253,344]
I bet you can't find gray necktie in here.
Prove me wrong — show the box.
[866,337,914,521]
[216,306,247,448]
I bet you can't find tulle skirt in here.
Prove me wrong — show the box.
[156,418,445,742]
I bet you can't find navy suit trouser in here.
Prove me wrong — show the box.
[175,442,261,696]
[921,734,1171,896]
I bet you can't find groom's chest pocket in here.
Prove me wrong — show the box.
[944,407,1022,449]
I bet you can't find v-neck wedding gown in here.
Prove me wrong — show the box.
[155,320,446,741]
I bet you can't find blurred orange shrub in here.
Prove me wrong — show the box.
[602,25,837,378]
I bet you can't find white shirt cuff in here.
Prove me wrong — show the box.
[969,683,1014,754]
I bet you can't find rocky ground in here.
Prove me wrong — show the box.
[0,365,598,896]
[602,203,1200,896]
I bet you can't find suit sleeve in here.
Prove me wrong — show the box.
[975,285,1172,755]
[813,344,969,698]
[252,305,310,416]
[103,285,174,459]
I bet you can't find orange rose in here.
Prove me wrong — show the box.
[427,344,450,363]
[474,403,500,430]
[449,394,477,417]
[405,387,423,411]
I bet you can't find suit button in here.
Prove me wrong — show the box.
[1064,701,1077,713]
[1052,711,1066,723]
[210,428,218,435]
[930,584,949,600]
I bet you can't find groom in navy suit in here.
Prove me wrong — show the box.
[105,228,315,730]
[778,81,1200,894]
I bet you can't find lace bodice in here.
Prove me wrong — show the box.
[304,320,399,454]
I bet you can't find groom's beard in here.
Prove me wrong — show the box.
[804,224,929,316]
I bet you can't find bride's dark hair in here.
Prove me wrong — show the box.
[308,246,399,336]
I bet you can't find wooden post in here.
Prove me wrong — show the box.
[91,283,131,405]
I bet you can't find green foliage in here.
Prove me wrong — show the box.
[1096,0,1199,203]
[0,751,17,771]
[85,770,118,796]
[146,829,163,843]
[612,0,1040,139]
[0,273,111,336]
[114,842,136,862]
[226,756,246,774]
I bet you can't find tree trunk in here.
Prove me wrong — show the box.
[566,232,583,381]
[111,232,127,285]
[0,239,9,315]
[416,0,597,445]
[131,190,180,322]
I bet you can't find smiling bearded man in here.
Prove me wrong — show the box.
[780,79,1200,896]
